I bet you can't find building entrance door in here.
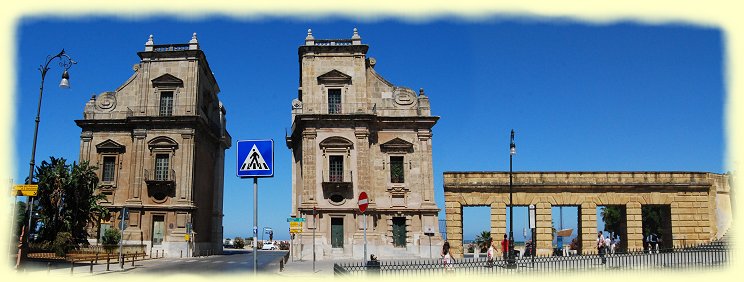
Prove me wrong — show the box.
[152,215,165,245]
[392,217,407,247]
[331,217,344,248]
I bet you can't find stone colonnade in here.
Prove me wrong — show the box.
[443,172,729,258]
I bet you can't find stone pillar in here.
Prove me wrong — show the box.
[302,128,317,203]
[445,201,463,258]
[128,129,147,203]
[490,201,506,248]
[580,202,598,254]
[626,202,643,251]
[535,202,552,255]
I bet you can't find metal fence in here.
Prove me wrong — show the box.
[334,242,730,277]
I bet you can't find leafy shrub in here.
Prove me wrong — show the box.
[101,228,121,253]
[52,232,74,257]
[233,237,245,249]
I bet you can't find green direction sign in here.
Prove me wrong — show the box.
[287,217,306,222]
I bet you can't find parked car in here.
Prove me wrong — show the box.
[261,242,277,250]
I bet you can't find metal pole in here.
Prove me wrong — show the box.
[119,208,125,269]
[429,234,432,259]
[313,206,316,273]
[507,129,516,269]
[253,177,257,275]
[364,213,367,264]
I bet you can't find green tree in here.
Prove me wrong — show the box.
[474,230,491,252]
[101,228,121,253]
[600,206,623,233]
[233,237,245,249]
[642,206,664,236]
[34,157,109,246]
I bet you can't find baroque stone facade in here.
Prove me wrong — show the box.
[444,171,732,258]
[76,34,231,257]
[285,29,444,260]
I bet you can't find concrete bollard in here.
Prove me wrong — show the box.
[90,259,94,273]
[132,251,136,267]
[70,259,75,275]
[181,250,183,258]
[156,250,159,258]
[95,253,99,264]
[107,256,110,271]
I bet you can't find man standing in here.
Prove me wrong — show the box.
[597,232,606,264]
[501,234,509,260]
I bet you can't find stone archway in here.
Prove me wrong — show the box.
[443,172,730,258]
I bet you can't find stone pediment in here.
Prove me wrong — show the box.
[151,73,184,87]
[147,136,179,150]
[319,136,354,149]
[96,139,126,153]
[317,69,352,84]
[380,137,414,153]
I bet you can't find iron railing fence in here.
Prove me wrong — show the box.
[334,243,730,277]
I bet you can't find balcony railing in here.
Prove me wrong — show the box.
[144,169,176,183]
[315,39,353,46]
[293,102,427,117]
[153,44,190,52]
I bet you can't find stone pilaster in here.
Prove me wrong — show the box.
[580,202,598,254]
[79,131,93,162]
[626,202,643,250]
[355,128,369,201]
[178,132,194,203]
[535,202,552,255]
[302,128,317,203]
[417,130,434,205]
[128,129,147,204]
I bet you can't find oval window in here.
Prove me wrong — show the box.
[329,194,344,203]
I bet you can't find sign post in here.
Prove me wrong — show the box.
[236,139,274,276]
[358,192,368,263]
[424,227,435,259]
[529,204,536,267]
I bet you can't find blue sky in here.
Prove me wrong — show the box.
[14,17,724,241]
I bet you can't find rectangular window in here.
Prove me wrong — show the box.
[159,91,174,116]
[329,155,344,182]
[155,154,170,181]
[102,156,116,182]
[328,89,341,114]
[390,156,404,183]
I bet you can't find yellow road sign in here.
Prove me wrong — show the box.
[290,221,303,234]
[185,234,190,241]
[13,184,38,197]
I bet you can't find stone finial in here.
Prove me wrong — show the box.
[305,28,315,46]
[189,32,199,50]
[351,27,361,45]
[145,34,154,51]
[419,88,425,96]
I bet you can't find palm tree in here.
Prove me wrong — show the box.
[474,230,492,253]
[35,157,109,247]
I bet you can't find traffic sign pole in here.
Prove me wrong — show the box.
[358,192,369,264]
[253,177,257,276]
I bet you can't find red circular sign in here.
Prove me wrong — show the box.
[358,192,369,213]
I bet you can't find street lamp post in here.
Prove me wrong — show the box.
[507,129,517,269]
[16,49,76,270]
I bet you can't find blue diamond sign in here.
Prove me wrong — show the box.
[236,139,274,178]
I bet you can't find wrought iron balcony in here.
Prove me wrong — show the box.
[144,169,176,183]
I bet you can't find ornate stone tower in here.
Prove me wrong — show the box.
[286,29,443,259]
[76,34,231,257]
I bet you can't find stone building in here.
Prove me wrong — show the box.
[285,29,444,259]
[75,34,231,257]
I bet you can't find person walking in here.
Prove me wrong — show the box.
[604,234,611,256]
[501,234,509,261]
[486,238,495,268]
[441,241,454,272]
[597,232,606,264]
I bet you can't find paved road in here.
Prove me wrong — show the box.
[122,249,288,275]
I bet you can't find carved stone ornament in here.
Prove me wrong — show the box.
[292,98,303,109]
[95,92,117,111]
[393,88,415,106]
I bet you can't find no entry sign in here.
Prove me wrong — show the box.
[358,192,369,213]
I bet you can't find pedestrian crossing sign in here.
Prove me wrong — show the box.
[236,139,274,178]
